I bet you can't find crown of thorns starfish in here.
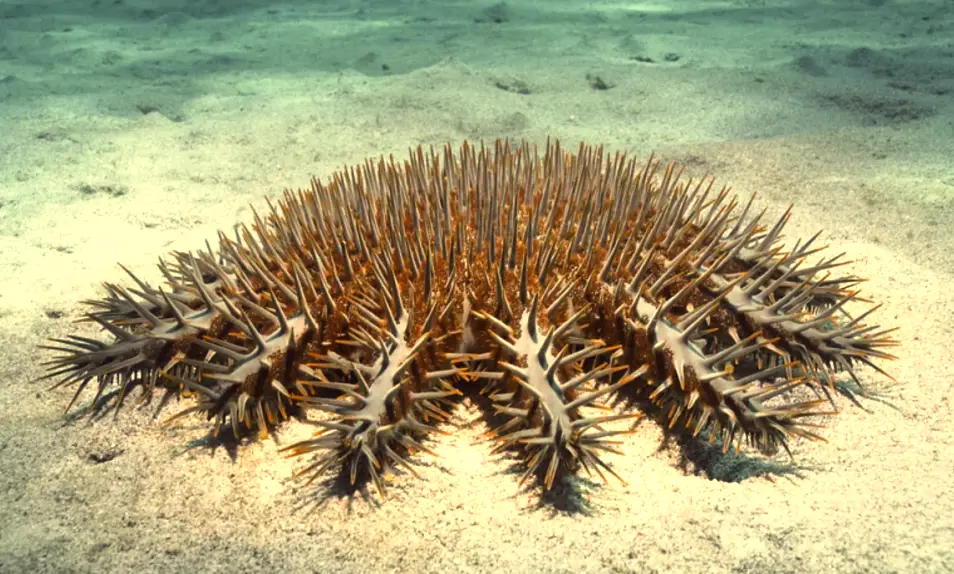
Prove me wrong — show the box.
[41,139,898,495]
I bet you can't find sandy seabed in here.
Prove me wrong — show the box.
[0,1,952,573]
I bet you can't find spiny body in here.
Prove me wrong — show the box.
[42,140,897,495]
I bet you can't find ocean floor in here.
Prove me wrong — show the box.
[0,0,952,573]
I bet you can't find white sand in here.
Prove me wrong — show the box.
[1,0,952,572]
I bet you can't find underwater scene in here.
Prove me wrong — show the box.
[0,1,952,573]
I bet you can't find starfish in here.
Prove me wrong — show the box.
[40,140,898,496]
